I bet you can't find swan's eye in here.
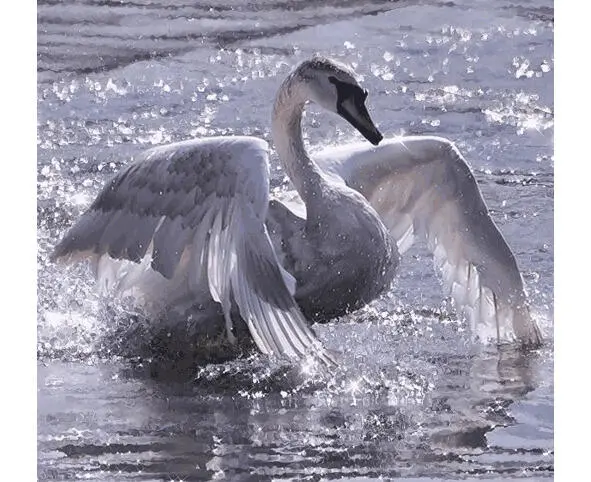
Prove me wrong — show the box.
[328,76,368,105]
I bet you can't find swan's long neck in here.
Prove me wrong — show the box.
[271,75,324,204]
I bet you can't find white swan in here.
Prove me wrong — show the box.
[52,57,542,366]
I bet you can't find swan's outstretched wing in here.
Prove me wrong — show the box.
[52,136,336,366]
[316,136,542,347]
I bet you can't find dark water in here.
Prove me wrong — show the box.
[37,0,554,479]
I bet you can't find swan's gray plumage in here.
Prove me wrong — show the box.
[52,56,542,367]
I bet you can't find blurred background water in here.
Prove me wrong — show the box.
[37,0,553,479]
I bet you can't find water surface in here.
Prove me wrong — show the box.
[37,0,554,479]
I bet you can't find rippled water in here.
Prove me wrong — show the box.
[37,0,554,479]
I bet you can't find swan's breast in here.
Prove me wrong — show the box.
[294,190,399,321]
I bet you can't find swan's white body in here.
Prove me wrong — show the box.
[52,58,542,366]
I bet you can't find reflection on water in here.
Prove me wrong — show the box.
[38,342,553,479]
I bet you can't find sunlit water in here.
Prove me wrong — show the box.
[38,0,553,479]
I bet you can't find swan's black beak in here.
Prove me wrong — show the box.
[338,97,383,146]
[329,76,383,146]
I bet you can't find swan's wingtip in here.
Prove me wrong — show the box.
[298,347,341,374]
[520,325,544,350]
[513,305,544,349]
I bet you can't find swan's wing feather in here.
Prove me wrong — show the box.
[53,136,335,365]
[317,136,542,346]
[233,207,336,365]
[151,216,194,278]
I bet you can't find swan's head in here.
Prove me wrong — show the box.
[294,57,383,146]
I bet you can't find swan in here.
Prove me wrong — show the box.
[51,56,542,367]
